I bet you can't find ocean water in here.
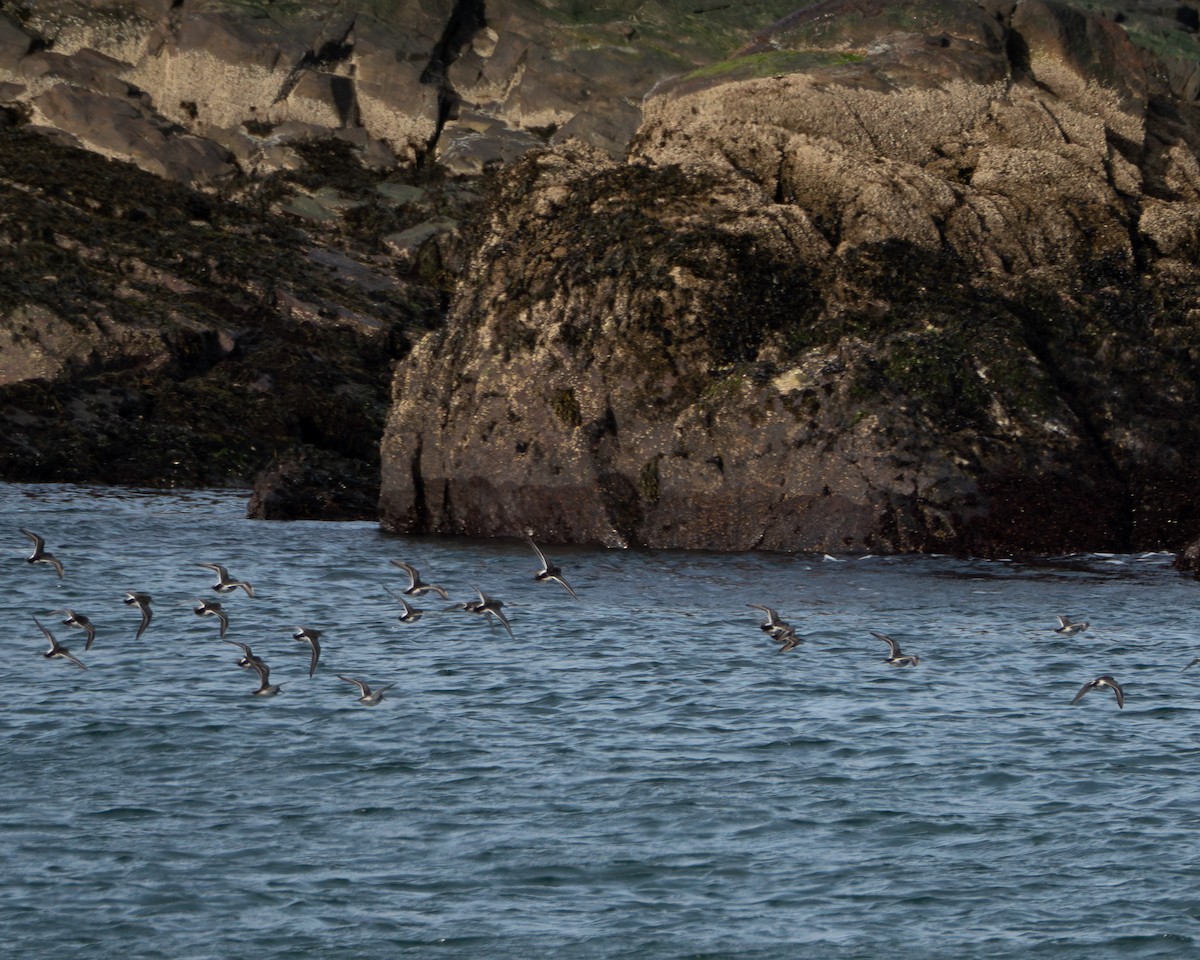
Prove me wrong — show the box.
[3,483,1200,959]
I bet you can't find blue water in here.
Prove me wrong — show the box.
[3,483,1200,959]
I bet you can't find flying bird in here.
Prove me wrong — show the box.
[123,592,153,640]
[51,608,96,650]
[249,658,281,696]
[528,538,578,600]
[774,624,801,653]
[34,616,86,669]
[188,599,229,638]
[1072,675,1124,709]
[292,627,322,678]
[1054,615,1089,635]
[20,528,64,578]
[198,563,255,597]
[461,585,515,639]
[338,675,393,706]
[872,631,920,667]
[748,603,794,641]
[390,560,450,600]
[224,639,265,671]
[384,586,424,623]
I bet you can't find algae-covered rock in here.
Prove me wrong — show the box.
[0,123,455,510]
[379,0,1200,555]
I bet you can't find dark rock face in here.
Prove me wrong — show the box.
[0,125,454,512]
[379,0,1200,555]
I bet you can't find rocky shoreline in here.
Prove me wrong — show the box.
[2,0,1200,560]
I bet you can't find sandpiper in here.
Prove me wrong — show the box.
[384,586,423,623]
[462,585,514,639]
[748,603,794,640]
[224,639,265,671]
[872,631,920,667]
[338,675,393,706]
[528,538,579,600]
[198,562,255,597]
[390,560,450,600]
[250,658,281,696]
[51,608,96,650]
[123,591,153,640]
[1072,675,1124,709]
[188,599,229,638]
[292,627,322,678]
[1054,615,1089,635]
[774,624,801,653]
[20,528,64,578]
[34,616,86,669]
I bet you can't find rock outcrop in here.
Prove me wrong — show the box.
[0,121,455,513]
[379,0,1200,555]
[4,0,1200,552]
[0,0,805,182]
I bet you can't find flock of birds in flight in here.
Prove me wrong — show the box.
[18,526,1133,709]
[18,527,582,705]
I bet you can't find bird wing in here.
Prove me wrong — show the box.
[390,560,419,589]
[1071,681,1095,705]
[338,675,369,697]
[528,538,549,568]
[60,649,87,670]
[490,607,515,640]
[135,602,152,640]
[19,528,44,555]
[871,631,901,658]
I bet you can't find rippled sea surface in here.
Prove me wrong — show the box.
[4,483,1200,959]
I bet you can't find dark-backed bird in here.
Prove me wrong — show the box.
[774,625,801,653]
[462,585,514,639]
[224,639,265,671]
[528,538,578,600]
[872,631,920,667]
[1055,615,1089,635]
[34,616,86,669]
[338,674,393,705]
[198,563,255,597]
[123,592,153,640]
[384,586,424,623]
[292,627,321,678]
[748,603,794,641]
[250,658,281,696]
[1072,675,1124,709]
[51,608,96,650]
[20,528,64,578]
[390,560,450,600]
[188,599,229,637]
